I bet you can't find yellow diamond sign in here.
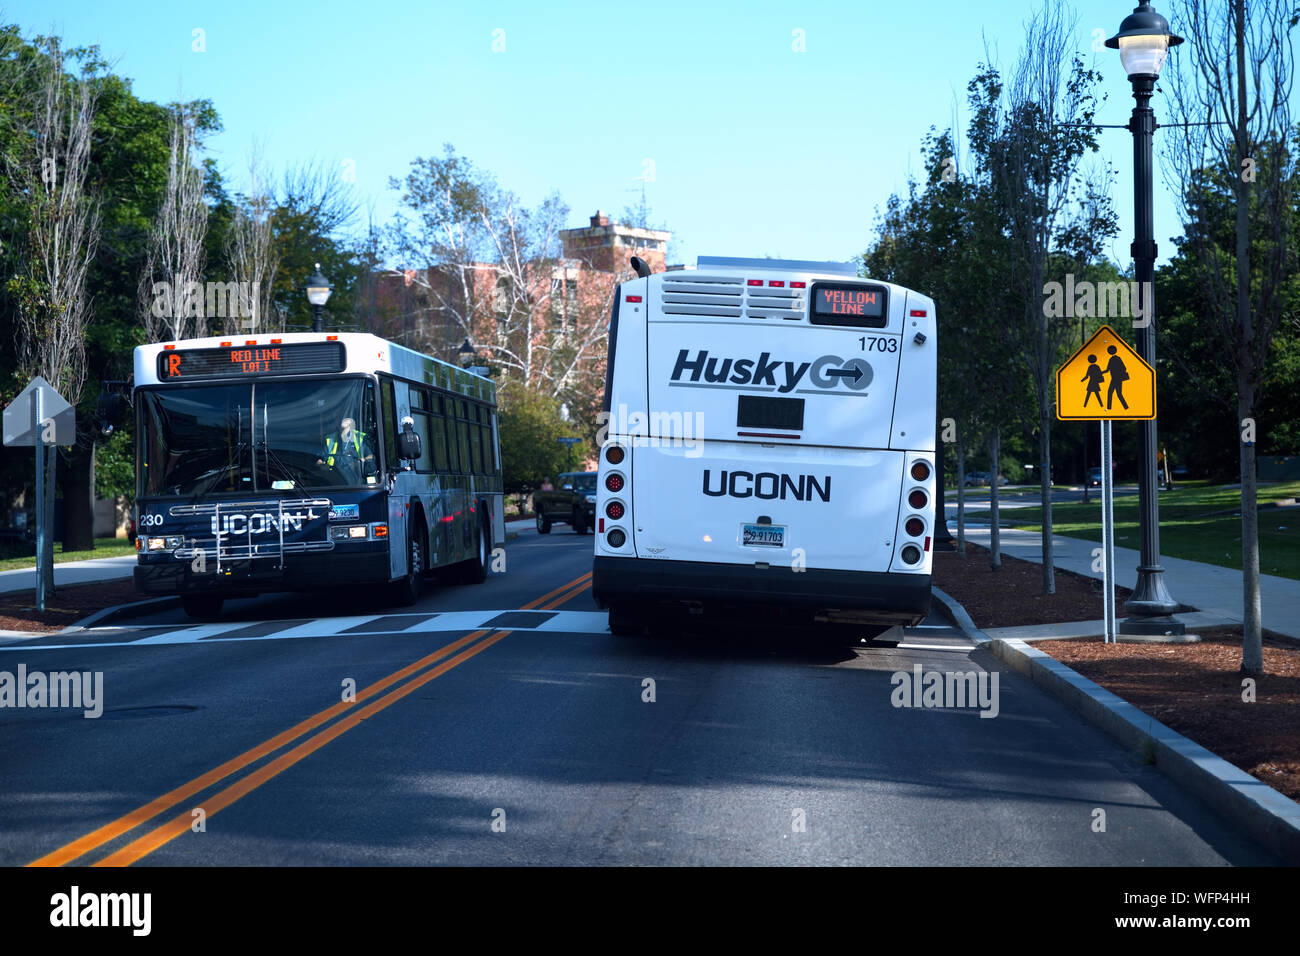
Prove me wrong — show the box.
[1056,325,1155,421]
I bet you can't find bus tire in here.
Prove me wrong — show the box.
[181,594,223,620]
[608,604,643,637]
[461,515,489,585]
[391,528,423,606]
[536,511,551,534]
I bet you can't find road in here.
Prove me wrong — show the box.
[0,527,1277,865]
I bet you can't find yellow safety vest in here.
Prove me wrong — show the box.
[325,431,367,467]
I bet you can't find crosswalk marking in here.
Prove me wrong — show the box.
[0,609,613,651]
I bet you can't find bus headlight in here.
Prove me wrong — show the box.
[147,537,167,551]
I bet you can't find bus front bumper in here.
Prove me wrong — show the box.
[592,556,931,624]
[135,548,390,598]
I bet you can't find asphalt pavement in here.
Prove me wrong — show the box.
[0,524,1279,865]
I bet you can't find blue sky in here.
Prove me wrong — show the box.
[9,0,1257,269]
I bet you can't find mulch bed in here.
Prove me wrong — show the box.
[0,580,142,633]
[1039,630,1300,802]
[934,542,1300,805]
[932,543,1134,628]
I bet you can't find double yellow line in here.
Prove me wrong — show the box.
[29,571,593,867]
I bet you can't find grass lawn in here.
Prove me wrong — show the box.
[1007,481,1300,580]
[0,537,136,573]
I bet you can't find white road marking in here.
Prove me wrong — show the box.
[0,609,612,651]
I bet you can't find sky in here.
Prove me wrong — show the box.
[8,0,1278,270]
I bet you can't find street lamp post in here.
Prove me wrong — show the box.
[457,337,476,368]
[304,263,333,333]
[1106,2,1184,634]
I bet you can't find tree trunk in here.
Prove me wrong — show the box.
[61,441,96,552]
[1239,389,1262,674]
[1234,0,1261,675]
[988,426,1001,570]
[1034,348,1055,590]
[955,433,967,556]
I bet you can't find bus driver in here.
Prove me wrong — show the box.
[319,416,375,484]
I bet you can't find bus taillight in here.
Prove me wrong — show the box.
[910,461,931,481]
[606,501,625,520]
[605,445,625,465]
[900,545,922,565]
[908,489,928,510]
[605,472,625,493]
[905,517,925,537]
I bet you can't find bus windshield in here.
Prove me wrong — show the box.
[139,378,379,497]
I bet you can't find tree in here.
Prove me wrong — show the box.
[220,146,277,334]
[386,145,619,412]
[495,384,580,509]
[967,2,1115,589]
[1163,0,1298,674]
[3,36,103,564]
[139,104,208,342]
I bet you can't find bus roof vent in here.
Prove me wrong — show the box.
[697,255,860,277]
[661,274,743,317]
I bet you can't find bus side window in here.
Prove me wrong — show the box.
[469,405,483,475]
[438,396,458,473]
[411,389,434,473]
[456,401,471,474]
[379,378,398,472]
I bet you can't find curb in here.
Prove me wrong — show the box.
[67,596,181,631]
[936,585,1300,863]
[930,587,990,644]
[988,636,1300,863]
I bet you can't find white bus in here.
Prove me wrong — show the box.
[132,332,503,618]
[592,256,937,635]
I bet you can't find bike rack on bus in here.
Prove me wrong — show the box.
[170,498,332,573]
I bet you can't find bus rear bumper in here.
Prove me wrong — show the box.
[592,556,930,624]
[135,550,390,598]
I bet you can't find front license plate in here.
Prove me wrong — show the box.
[742,524,786,547]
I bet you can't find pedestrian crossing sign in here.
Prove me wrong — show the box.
[1056,325,1155,421]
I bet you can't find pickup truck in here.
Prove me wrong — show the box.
[534,471,597,534]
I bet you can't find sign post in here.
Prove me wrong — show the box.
[1055,326,1156,643]
[1100,422,1116,643]
[3,377,77,611]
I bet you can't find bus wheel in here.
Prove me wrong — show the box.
[536,512,551,534]
[181,594,223,620]
[391,530,423,606]
[608,605,644,637]
[461,516,489,585]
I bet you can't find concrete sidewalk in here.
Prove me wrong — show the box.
[0,554,136,595]
[956,524,1300,640]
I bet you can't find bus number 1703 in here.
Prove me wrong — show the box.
[859,336,898,353]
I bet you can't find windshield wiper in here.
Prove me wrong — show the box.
[257,440,313,489]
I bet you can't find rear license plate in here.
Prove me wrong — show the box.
[742,524,786,547]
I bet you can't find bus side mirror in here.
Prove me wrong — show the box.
[399,416,422,461]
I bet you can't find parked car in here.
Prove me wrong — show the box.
[1088,463,1118,487]
[963,471,1007,487]
[534,471,597,534]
